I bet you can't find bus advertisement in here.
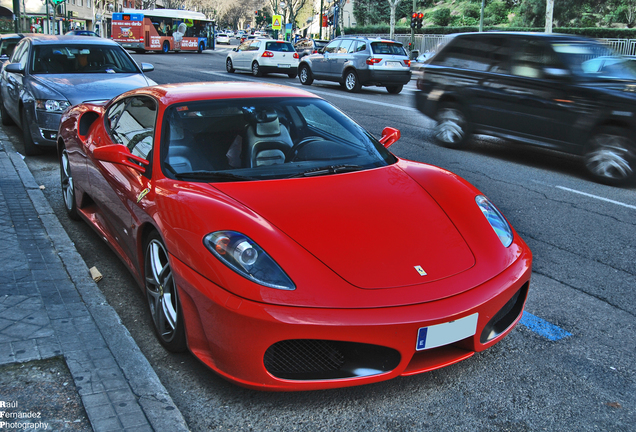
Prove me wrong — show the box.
[112,9,214,53]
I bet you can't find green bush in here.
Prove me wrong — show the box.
[432,8,452,26]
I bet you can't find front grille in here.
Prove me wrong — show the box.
[264,339,344,375]
[264,339,401,381]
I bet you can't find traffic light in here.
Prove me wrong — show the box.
[255,10,258,15]
[417,12,424,29]
[410,13,417,29]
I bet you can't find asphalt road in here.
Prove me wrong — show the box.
[6,45,635,431]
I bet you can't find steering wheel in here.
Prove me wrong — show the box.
[289,136,326,161]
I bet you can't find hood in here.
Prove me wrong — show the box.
[32,74,153,105]
[215,166,475,289]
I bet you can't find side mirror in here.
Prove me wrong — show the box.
[140,63,154,72]
[379,127,400,148]
[233,47,238,52]
[93,144,148,173]
[4,63,25,74]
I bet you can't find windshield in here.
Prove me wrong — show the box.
[161,97,396,182]
[552,42,636,80]
[31,44,139,74]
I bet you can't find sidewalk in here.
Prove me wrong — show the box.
[0,130,189,431]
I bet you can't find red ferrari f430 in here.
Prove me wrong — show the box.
[57,82,532,391]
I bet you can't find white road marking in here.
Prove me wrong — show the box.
[556,186,636,210]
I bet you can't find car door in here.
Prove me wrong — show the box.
[87,95,158,262]
[1,39,30,122]
[233,40,252,70]
[311,39,340,79]
[495,37,580,147]
[247,40,262,67]
[332,39,354,76]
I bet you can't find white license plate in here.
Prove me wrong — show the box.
[416,313,478,351]
[278,64,291,68]
[385,61,402,67]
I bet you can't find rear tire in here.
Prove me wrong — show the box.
[584,126,635,186]
[162,41,170,53]
[433,103,470,149]
[386,85,403,94]
[299,64,313,85]
[252,61,262,77]
[60,143,80,220]
[288,71,297,78]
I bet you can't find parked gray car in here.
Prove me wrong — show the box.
[0,35,156,155]
[298,36,411,93]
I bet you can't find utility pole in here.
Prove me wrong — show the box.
[319,0,323,39]
[12,0,20,32]
[479,0,484,32]
[410,0,415,55]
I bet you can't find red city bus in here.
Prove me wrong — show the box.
[112,9,213,53]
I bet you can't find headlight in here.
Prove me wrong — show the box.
[36,99,71,113]
[203,231,295,290]
[475,195,513,247]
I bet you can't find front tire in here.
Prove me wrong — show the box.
[584,126,635,186]
[21,107,40,156]
[144,232,187,352]
[299,64,313,85]
[1,97,14,126]
[226,58,235,73]
[162,41,170,53]
[60,144,80,220]
[344,70,362,93]
[433,103,470,149]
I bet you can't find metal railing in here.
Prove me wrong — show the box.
[350,33,636,57]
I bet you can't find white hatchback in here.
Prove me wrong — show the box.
[216,33,230,45]
[226,39,299,78]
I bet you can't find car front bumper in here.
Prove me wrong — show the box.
[173,246,532,391]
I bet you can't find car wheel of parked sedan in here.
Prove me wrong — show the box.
[344,70,362,93]
[299,64,313,85]
[584,126,635,185]
[226,58,235,73]
[21,107,40,156]
[386,85,403,94]
[59,145,80,220]
[252,61,262,77]
[144,232,187,352]
[0,98,14,126]
[434,103,470,149]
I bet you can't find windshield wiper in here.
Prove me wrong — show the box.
[174,170,255,182]
[291,164,365,178]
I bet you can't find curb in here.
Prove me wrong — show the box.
[1,135,189,432]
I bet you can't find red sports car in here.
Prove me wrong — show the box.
[57,82,532,391]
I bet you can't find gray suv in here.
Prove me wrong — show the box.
[298,36,411,93]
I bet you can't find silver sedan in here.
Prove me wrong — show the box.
[0,35,156,155]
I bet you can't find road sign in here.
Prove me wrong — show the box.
[272,15,282,30]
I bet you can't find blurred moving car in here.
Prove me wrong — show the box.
[0,35,156,155]
[414,32,636,185]
[65,30,100,37]
[294,38,329,58]
[226,39,299,77]
[298,36,411,94]
[216,33,231,45]
[236,30,245,39]
[57,81,531,391]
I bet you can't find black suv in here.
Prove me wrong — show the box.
[414,32,636,185]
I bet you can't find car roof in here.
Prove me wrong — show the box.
[125,82,321,106]
[450,31,595,43]
[1,33,39,40]
[24,35,120,46]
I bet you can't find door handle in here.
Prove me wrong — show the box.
[504,88,533,96]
